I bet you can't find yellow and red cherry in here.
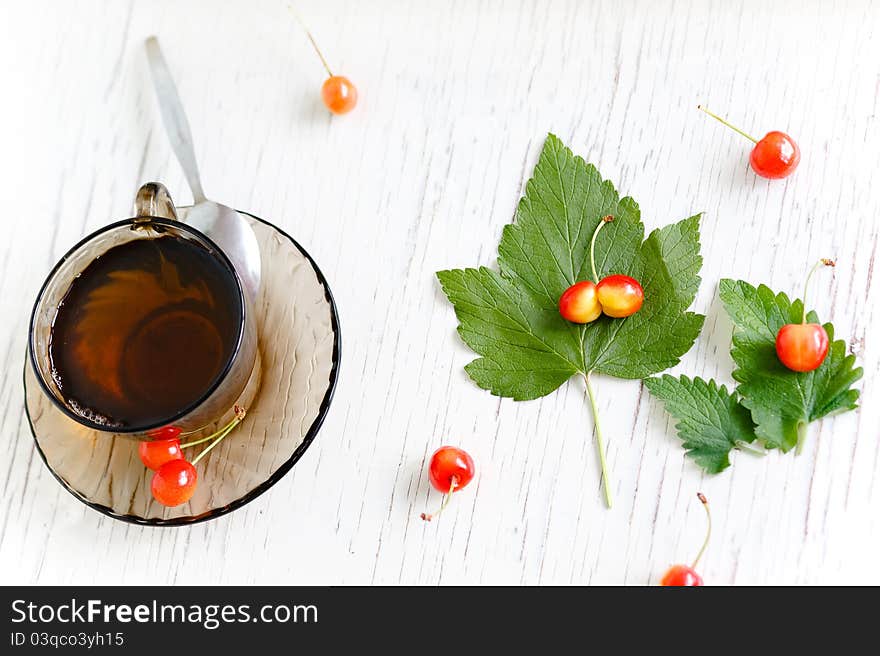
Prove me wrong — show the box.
[151,459,197,507]
[596,275,644,318]
[698,105,800,179]
[421,446,475,522]
[775,259,835,373]
[661,493,711,587]
[558,281,602,323]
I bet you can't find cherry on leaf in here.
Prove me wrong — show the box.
[596,274,644,318]
[151,459,197,507]
[421,446,475,522]
[138,438,183,471]
[697,105,800,179]
[661,492,711,587]
[775,259,835,373]
[559,216,644,323]
[776,324,829,372]
[559,281,602,323]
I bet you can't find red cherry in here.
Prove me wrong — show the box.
[138,438,183,471]
[775,258,835,373]
[776,324,829,372]
[427,446,475,492]
[421,446,475,521]
[661,493,711,586]
[147,425,181,441]
[660,564,703,587]
[151,460,197,507]
[749,131,800,179]
[559,281,602,323]
[698,105,799,179]
[596,275,644,318]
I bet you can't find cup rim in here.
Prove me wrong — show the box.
[28,216,248,435]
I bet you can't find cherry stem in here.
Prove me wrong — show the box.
[584,372,613,508]
[188,406,247,466]
[800,258,835,325]
[421,476,458,521]
[691,493,711,569]
[179,407,246,449]
[697,105,758,144]
[289,5,333,77]
[589,215,614,283]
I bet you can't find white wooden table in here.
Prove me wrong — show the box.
[1,0,877,585]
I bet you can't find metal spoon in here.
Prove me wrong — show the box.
[144,36,261,300]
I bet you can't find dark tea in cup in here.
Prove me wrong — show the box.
[48,234,242,429]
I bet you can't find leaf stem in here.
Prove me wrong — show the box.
[589,215,614,283]
[795,421,807,455]
[696,105,758,143]
[584,372,613,508]
[734,441,766,457]
[691,493,711,569]
[800,258,835,324]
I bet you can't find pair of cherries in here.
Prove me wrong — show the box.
[138,406,246,507]
[558,274,644,324]
[557,216,645,324]
[138,426,197,507]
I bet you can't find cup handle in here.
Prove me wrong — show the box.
[134,182,178,221]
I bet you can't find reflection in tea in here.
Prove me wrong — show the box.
[48,235,242,429]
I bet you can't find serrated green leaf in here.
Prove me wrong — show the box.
[645,375,757,474]
[436,267,578,400]
[438,134,705,399]
[719,278,863,452]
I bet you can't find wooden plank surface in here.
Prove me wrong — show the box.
[0,0,877,584]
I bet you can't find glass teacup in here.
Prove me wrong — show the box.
[28,182,257,439]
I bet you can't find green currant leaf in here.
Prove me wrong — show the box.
[644,375,757,474]
[718,278,863,452]
[437,133,705,400]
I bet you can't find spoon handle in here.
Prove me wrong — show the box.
[145,36,206,203]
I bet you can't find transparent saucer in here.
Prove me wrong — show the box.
[23,210,340,525]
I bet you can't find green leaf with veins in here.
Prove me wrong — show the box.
[644,375,758,474]
[718,278,863,453]
[437,134,705,506]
